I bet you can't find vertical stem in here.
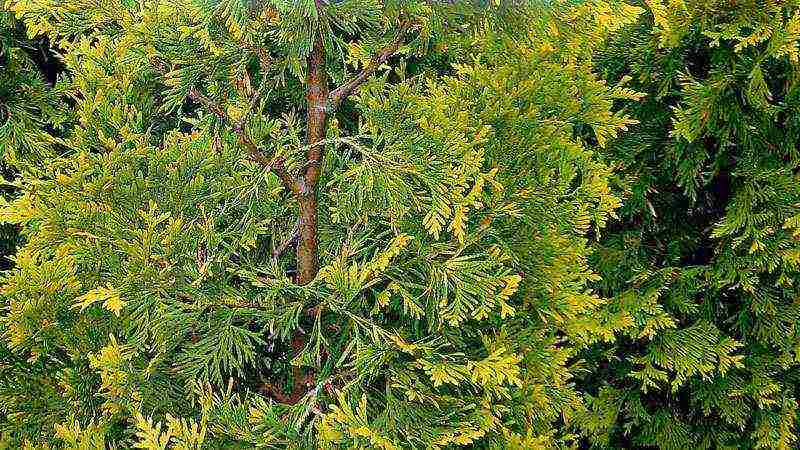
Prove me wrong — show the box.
[304,33,328,189]
[284,29,328,405]
[296,194,319,285]
[296,33,328,285]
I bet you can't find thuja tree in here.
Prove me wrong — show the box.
[580,1,800,449]
[1,0,643,447]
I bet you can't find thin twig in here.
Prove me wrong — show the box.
[234,72,270,133]
[328,21,413,109]
[184,86,298,194]
[273,220,301,261]
[146,55,298,195]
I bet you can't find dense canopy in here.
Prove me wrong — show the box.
[0,0,798,449]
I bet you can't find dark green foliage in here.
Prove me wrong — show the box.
[0,11,67,269]
[582,1,800,448]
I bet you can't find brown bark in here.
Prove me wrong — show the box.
[277,31,329,406]
[296,33,329,285]
[296,194,320,285]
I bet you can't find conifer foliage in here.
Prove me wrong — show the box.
[0,8,66,269]
[584,1,800,448]
[0,0,645,448]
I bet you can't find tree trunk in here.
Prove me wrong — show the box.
[283,31,328,405]
[297,33,328,285]
[296,194,319,285]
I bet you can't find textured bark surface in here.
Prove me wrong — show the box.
[296,34,329,286]
[296,193,320,285]
[282,32,330,405]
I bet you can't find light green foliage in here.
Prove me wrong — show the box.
[0,0,644,448]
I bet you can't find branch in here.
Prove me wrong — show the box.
[234,74,265,132]
[148,56,299,195]
[176,293,271,312]
[328,22,413,109]
[186,86,299,195]
[187,87,228,120]
[272,220,300,261]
